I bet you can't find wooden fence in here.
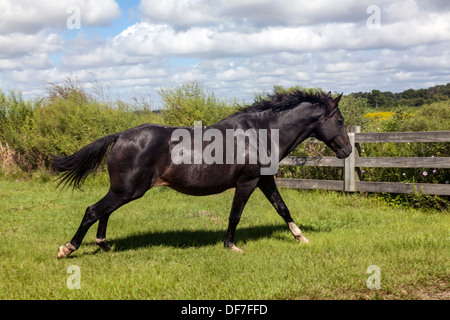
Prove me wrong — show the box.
[275,127,450,196]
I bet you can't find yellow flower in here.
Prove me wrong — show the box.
[364,112,395,121]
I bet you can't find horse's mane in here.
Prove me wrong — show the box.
[234,89,331,116]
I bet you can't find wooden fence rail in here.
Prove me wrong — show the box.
[275,127,450,196]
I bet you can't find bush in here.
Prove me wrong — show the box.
[338,94,370,128]
[160,81,238,126]
[0,78,161,171]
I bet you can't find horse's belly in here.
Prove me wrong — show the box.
[168,184,232,196]
[158,165,239,196]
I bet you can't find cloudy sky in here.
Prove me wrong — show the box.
[1,0,449,107]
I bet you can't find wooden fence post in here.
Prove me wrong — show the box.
[344,126,361,192]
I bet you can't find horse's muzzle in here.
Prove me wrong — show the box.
[336,146,352,159]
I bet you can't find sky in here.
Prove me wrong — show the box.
[1,0,449,108]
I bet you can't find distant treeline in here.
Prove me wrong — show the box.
[350,83,450,108]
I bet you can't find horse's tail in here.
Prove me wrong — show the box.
[51,133,120,190]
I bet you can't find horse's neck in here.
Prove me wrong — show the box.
[216,105,324,160]
[270,108,324,159]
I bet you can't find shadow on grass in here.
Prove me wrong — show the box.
[109,223,317,252]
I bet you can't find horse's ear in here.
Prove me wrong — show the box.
[326,91,332,99]
[331,93,343,108]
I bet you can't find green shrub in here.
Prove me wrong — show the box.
[0,78,160,170]
[338,95,370,129]
[160,81,237,126]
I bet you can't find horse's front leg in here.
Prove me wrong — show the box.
[258,176,309,243]
[224,178,259,253]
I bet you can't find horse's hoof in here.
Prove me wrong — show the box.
[57,245,71,259]
[57,243,76,259]
[230,244,244,253]
[296,235,309,244]
[288,222,309,244]
[95,238,111,252]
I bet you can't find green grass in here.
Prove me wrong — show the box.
[0,179,448,300]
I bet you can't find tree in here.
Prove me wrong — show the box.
[338,95,370,129]
[367,89,387,108]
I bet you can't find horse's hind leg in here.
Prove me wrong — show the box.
[95,213,113,251]
[57,190,134,259]
[258,176,309,244]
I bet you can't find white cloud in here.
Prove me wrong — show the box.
[139,0,450,31]
[139,0,217,27]
[0,32,62,59]
[0,53,53,71]
[139,0,374,28]
[64,10,450,67]
[0,0,121,33]
[1,0,450,104]
[0,1,121,79]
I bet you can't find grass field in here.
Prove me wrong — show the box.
[0,178,448,300]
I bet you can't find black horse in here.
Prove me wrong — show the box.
[54,90,352,258]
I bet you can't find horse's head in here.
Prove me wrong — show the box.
[312,93,352,159]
